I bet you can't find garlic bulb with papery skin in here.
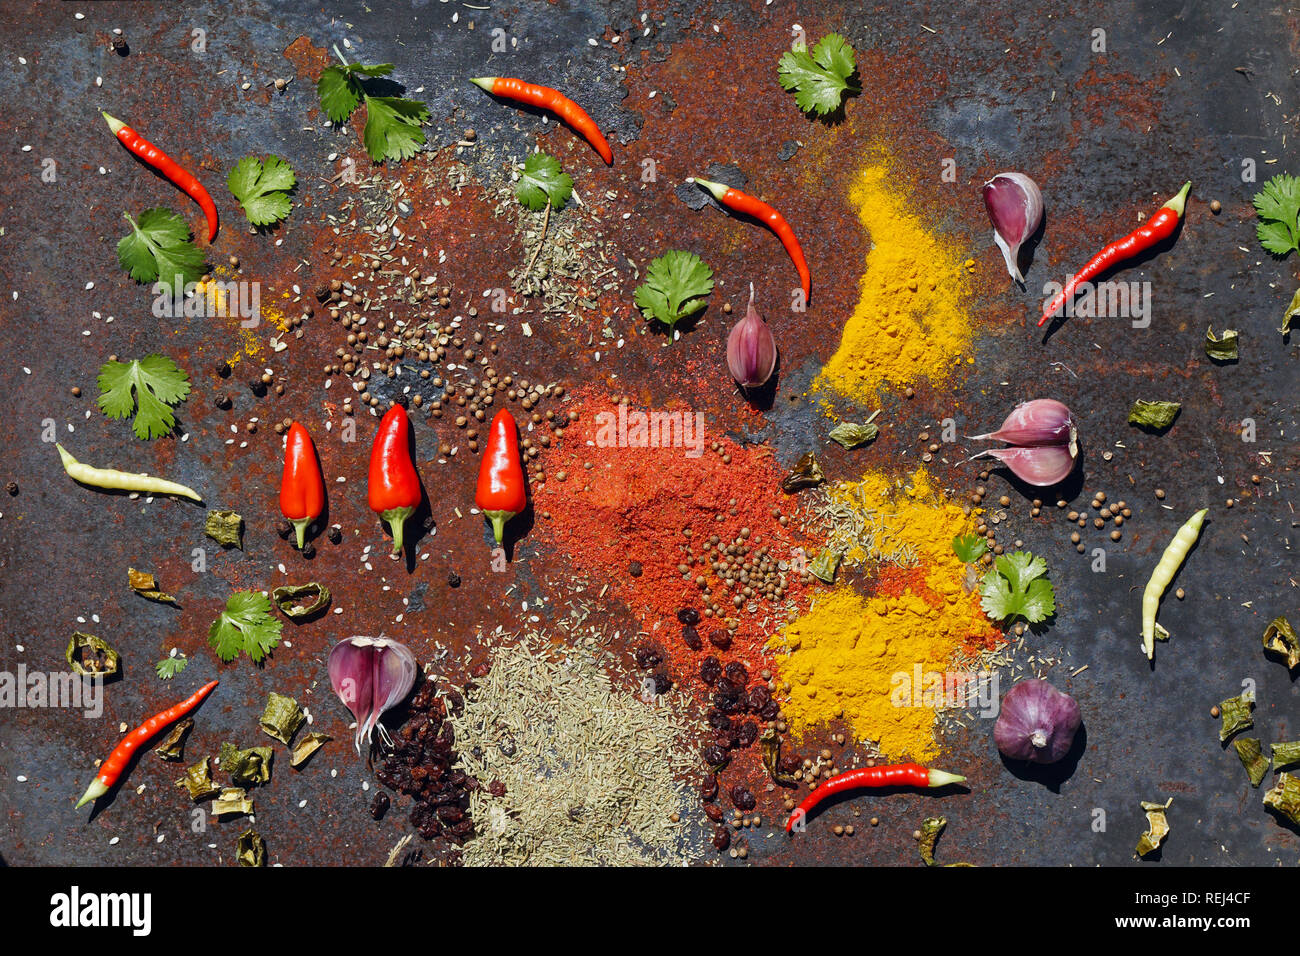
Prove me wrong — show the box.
[994,679,1081,764]
[726,284,778,389]
[970,399,1077,453]
[982,172,1043,285]
[328,636,417,753]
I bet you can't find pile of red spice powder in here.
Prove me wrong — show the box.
[531,390,817,790]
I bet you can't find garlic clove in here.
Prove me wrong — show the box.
[982,172,1044,285]
[367,637,417,747]
[970,398,1076,453]
[973,443,1076,487]
[726,284,778,389]
[328,638,375,752]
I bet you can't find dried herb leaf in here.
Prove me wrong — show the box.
[1263,772,1300,826]
[1282,287,1300,336]
[290,731,332,768]
[808,547,842,584]
[204,509,243,549]
[760,729,798,786]
[65,632,120,678]
[1218,689,1255,742]
[154,717,193,761]
[1204,326,1239,362]
[1234,737,1270,787]
[917,816,946,866]
[1135,798,1173,857]
[828,411,881,449]
[176,757,220,801]
[1271,741,1300,770]
[271,582,331,620]
[212,787,254,817]
[1128,400,1181,431]
[1263,616,1300,671]
[259,692,306,745]
[780,452,825,493]
[218,742,273,786]
[128,567,177,604]
[236,828,266,867]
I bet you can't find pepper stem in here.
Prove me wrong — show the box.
[688,177,729,202]
[482,509,514,545]
[100,111,126,136]
[381,506,414,555]
[926,769,967,788]
[290,517,311,550]
[468,77,497,93]
[76,778,108,809]
[1162,181,1192,218]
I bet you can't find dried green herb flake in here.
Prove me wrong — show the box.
[1218,690,1255,742]
[66,631,121,678]
[760,729,798,786]
[218,742,273,786]
[290,732,332,768]
[917,816,946,866]
[128,567,177,604]
[259,692,305,745]
[808,547,842,584]
[1264,772,1300,826]
[1204,326,1239,361]
[176,757,219,801]
[1234,737,1270,787]
[828,411,881,449]
[1263,616,1299,671]
[271,582,330,619]
[1128,400,1181,430]
[780,452,825,493]
[212,787,253,817]
[1135,798,1173,858]
[1270,741,1300,770]
[154,717,193,761]
[236,828,266,867]
[204,510,243,549]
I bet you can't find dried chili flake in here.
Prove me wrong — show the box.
[65,632,120,678]
[258,692,305,745]
[780,452,825,492]
[271,581,330,619]
[1234,738,1270,787]
[154,717,193,761]
[128,567,176,604]
[1263,772,1300,827]
[1135,798,1173,858]
[1218,689,1255,742]
[1263,616,1299,671]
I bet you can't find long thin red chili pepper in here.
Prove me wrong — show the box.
[101,111,219,243]
[475,409,527,545]
[690,177,811,303]
[280,421,326,550]
[1038,182,1191,327]
[785,762,965,833]
[368,403,422,554]
[469,77,613,165]
[76,679,219,808]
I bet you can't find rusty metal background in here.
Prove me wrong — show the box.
[0,0,1296,867]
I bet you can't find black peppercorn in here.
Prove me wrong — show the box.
[447,571,461,587]
[301,543,316,559]
[651,671,671,695]
[327,526,342,544]
[369,792,390,820]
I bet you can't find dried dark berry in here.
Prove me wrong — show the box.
[451,819,475,836]
[301,543,316,559]
[628,560,643,577]
[758,700,780,721]
[488,779,507,797]
[712,826,731,851]
[216,361,231,378]
[706,710,732,731]
[447,571,461,587]
[634,644,662,670]
[736,721,759,748]
[701,774,719,801]
[436,805,465,824]
[729,785,756,811]
[651,671,671,695]
[704,803,724,822]
[716,677,740,698]
[681,625,702,651]
[778,752,803,774]
[676,607,701,626]
[327,526,342,544]
[369,791,390,820]
[700,657,722,685]
[707,630,732,651]
[724,662,749,686]
[214,393,232,410]
[702,745,729,771]
[746,685,772,712]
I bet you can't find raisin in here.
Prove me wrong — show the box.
[736,721,759,748]
[707,630,732,651]
[704,803,724,822]
[369,792,390,820]
[730,786,756,811]
[700,657,722,685]
[703,745,729,771]
[681,625,702,651]
[677,607,701,626]
[634,644,662,669]
[712,826,731,851]
[724,662,749,686]
[701,774,719,801]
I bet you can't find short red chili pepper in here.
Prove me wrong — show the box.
[690,177,811,303]
[101,111,219,243]
[785,762,966,832]
[469,77,613,165]
[475,408,527,545]
[1039,182,1191,327]
[76,679,219,808]
[279,421,326,550]
[368,404,422,555]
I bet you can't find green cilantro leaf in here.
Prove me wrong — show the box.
[633,251,714,329]
[208,591,282,664]
[1253,174,1300,257]
[951,534,988,564]
[117,208,205,287]
[155,654,189,680]
[777,33,857,116]
[316,53,428,164]
[361,95,430,163]
[227,155,296,227]
[97,354,191,440]
[516,151,573,211]
[980,550,1055,624]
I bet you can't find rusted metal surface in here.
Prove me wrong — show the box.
[0,0,1296,867]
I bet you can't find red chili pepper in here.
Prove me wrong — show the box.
[475,409,527,545]
[469,77,613,165]
[368,403,422,554]
[785,762,966,833]
[690,177,811,303]
[279,422,326,550]
[101,111,219,243]
[76,679,219,808]
[1038,182,1191,327]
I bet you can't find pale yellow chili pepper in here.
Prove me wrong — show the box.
[57,443,202,502]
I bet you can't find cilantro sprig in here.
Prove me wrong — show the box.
[777,33,858,117]
[317,46,429,163]
[97,355,191,440]
[208,591,283,664]
[516,151,573,211]
[228,155,296,226]
[980,551,1056,625]
[633,251,714,330]
[117,208,205,287]
[951,534,988,564]
[155,654,189,680]
[1253,174,1300,259]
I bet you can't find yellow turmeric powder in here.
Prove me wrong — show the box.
[814,155,976,402]
[772,467,997,761]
